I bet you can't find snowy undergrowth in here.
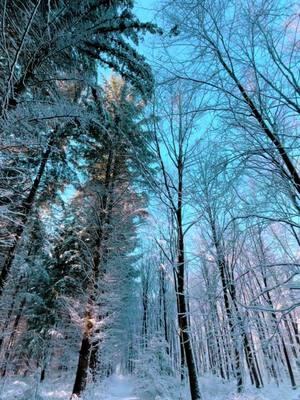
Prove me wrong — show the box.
[0,374,300,400]
[201,375,300,400]
[0,375,72,400]
[89,373,300,400]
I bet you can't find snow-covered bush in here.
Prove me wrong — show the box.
[134,336,182,400]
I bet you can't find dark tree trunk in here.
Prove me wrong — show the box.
[159,265,170,354]
[173,267,185,380]
[40,368,46,382]
[142,289,148,347]
[290,314,300,346]
[213,312,226,379]
[243,334,262,388]
[281,337,296,389]
[283,317,298,359]
[175,163,202,400]
[71,336,91,398]
[71,311,94,398]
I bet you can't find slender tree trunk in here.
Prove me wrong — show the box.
[212,310,226,379]
[281,337,296,389]
[159,265,170,354]
[173,265,185,380]
[283,317,298,359]
[142,285,149,348]
[236,294,262,389]
[290,313,300,346]
[175,164,202,400]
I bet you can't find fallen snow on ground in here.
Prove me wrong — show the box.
[86,374,139,400]
[0,374,300,400]
[201,375,300,400]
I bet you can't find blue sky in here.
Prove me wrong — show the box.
[134,0,160,62]
[134,0,156,23]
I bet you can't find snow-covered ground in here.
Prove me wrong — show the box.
[92,375,139,400]
[0,374,300,400]
[200,375,300,400]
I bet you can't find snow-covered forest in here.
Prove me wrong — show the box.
[0,1,300,399]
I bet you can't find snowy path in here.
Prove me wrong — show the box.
[102,375,140,400]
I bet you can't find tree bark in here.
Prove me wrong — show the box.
[159,265,170,355]
[71,311,94,398]
[175,160,202,400]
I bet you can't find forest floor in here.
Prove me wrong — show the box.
[0,373,300,400]
[96,374,139,400]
